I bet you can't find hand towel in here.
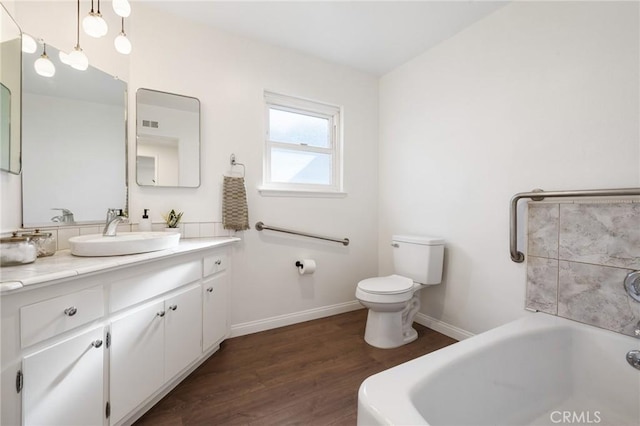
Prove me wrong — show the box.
[223,175,250,231]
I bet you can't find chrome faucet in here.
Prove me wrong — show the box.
[103,208,127,237]
[51,208,75,224]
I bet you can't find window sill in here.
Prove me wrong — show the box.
[257,187,348,198]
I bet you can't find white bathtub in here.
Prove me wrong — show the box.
[358,313,640,426]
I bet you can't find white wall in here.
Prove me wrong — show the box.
[129,4,379,328]
[7,2,379,331]
[10,1,637,339]
[378,1,640,336]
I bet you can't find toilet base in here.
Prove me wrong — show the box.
[364,310,404,349]
[403,326,418,344]
[361,290,422,349]
[363,311,419,349]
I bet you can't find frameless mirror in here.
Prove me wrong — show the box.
[136,88,200,187]
[22,43,127,227]
[0,4,22,174]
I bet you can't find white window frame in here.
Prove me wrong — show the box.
[260,91,344,197]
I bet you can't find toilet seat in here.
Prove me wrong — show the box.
[357,274,413,295]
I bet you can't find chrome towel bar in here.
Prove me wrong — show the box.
[510,187,640,263]
[255,221,350,246]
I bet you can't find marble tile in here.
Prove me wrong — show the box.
[183,223,200,239]
[1,238,239,288]
[214,223,232,237]
[559,203,640,269]
[57,228,80,250]
[199,223,216,238]
[527,203,559,258]
[151,223,167,232]
[79,226,101,235]
[526,256,558,314]
[116,223,131,233]
[558,261,638,335]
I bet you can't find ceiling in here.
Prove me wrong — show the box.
[146,1,508,76]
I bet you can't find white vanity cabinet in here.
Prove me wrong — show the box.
[22,326,106,426]
[110,299,165,424]
[0,239,236,426]
[110,284,203,425]
[202,253,229,351]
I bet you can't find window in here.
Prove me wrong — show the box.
[262,91,342,195]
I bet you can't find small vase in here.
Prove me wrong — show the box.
[165,227,180,234]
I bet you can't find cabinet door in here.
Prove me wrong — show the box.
[202,273,228,351]
[22,326,105,426]
[110,300,164,425]
[164,285,202,380]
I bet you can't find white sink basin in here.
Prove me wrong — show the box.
[69,232,180,257]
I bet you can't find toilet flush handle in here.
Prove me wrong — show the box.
[391,243,399,248]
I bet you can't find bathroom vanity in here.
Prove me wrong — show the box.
[0,237,238,426]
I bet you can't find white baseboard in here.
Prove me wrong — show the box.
[230,300,363,338]
[414,313,474,341]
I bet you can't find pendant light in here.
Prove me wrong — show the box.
[34,42,55,77]
[68,0,89,71]
[112,0,131,18]
[21,33,37,54]
[94,0,108,37]
[82,0,107,38]
[114,18,131,55]
[58,50,71,65]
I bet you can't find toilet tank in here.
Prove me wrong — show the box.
[392,235,444,285]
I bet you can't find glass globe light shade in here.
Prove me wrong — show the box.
[22,34,37,53]
[95,14,108,37]
[114,33,132,55]
[112,0,131,18]
[34,54,55,77]
[82,13,103,38]
[58,50,71,65]
[68,48,89,71]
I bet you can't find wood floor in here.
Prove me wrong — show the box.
[134,309,457,426]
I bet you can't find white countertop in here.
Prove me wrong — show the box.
[0,237,240,292]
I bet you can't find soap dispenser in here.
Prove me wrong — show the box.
[139,209,152,232]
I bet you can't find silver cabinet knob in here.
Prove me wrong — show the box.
[169,304,177,311]
[156,311,165,317]
[64,307,77,316]
[91,339,103,348]
[206,287,214,293]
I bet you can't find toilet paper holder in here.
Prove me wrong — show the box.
[295,259,316,275]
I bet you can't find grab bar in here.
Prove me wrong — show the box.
[255,221,350,246]
[510,187,640,263]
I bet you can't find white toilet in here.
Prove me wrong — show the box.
[355,235,444,349]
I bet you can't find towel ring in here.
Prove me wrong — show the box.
[230,154,245,177]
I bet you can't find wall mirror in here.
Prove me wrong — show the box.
[0,3,22,174]
[136,88,200,187]
[22,43,127,227]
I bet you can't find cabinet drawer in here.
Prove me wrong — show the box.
[110,259,201,313]
[203,253,227,276]
[20,287,104,348]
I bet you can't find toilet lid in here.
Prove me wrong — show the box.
[358,274,413,294]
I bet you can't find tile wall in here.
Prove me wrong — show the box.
[10,222,234,252]
[526,200,640,336]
